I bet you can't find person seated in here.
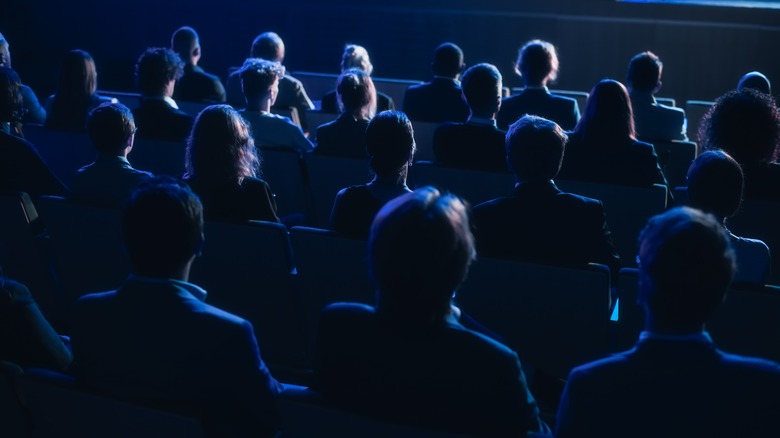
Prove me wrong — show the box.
[685,150,770,285]
[556,206,780,438]
[171,26,226,103]
[320,44,394,114]
[737,71,771,95]
[472,115,621,282]
[626,51,688,142]
[70,102,153,208]
[132,47,194,142]
[699,88,780,201]
[497,39,580,131]
[0,33,46,124]
[72,178,282,437]
[329,110,414,238]
[433,63,507,172]
[315,186,548,437]
[313,68,374,158]
[44,50,115,132]
[183,104,280,223]
[402,42,469,123]
[0,67,68,198]
[238,59,312,152]
[558,79,669,190]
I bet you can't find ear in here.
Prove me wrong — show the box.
[654,80,662,94]
[193,46,201,58]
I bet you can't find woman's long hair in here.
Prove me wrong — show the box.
[337,68,376,120]
[574,79,636,144]
[47,50,99,131]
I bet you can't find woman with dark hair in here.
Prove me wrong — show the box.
[44,50,114,131]
[314,68,376,157]
[559,79,667,188]
[183,104,279,223]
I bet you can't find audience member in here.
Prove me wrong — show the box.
[70,102,153,208]
[314,68,374,157]
[315,186,548,437]
[556,206,780,437]
[132,47,194,142]
[402,42,469,123]
[737,71,771,95]
[626,51,688,141]
[497,39,580,131]
[171,26,226,103]
[686,150,770,284]
[433,63,507,171]
[238,58,313,152]
[44,49,115,132]
[72,178,282,437]
[0,33,46,124]
[699,88,780,201]
[473,115,621,282]
[183,104,279,223]
[329,110,414,238]
[320,44,394,114]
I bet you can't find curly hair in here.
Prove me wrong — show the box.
[135,47,184,96]
[0,67,23,123]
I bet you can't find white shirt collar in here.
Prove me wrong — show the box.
[128,274,208,302]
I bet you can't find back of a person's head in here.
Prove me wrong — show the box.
[186,104,258,184]
[0,67,22,123]
[461,63,502,115]
[516,39,559,86]
[699,88,780,165]
[240,58,285,101]
[123,177,204,278]
[0,34,9,69]
[576,78,635,142]
[340,44,373,75]
[171,26,199,62]
[87,102,136,155]
[336,68,376,119]
[627,51,662,93]
[56,49,97,100]
[369,186,475,322]
[431,42,464,78]
[135,47,184,96]
[250,32,284,62]
[737,71,771,95]
[638,206,735,330]
[365,110,415,179]
[687,150,744,221]
[507,115,568,182]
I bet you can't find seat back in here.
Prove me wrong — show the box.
[176,100,210,117]
[0,362,27,438]
[291,71,339,105]
[684,100,714,144]
[306,110,340,132]
[129,138,187,177]
[23,124,95,186]
[97,90,143,108]
[411,121,440,162]
[655,96,676,107]
[371,77,422,111]
[303,154,372,228]
[614,268,643,351]
[258,147,309,219]
[510,88,589,112]
[411,161,515,206]
[651,140,697,189]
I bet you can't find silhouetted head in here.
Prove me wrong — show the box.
[737,71,771,95]
[638,207,735,333]
[0,33,11,69]
[135,47,184,97]
[365,111,415,182]
[699,88,780,165]
[687,150,743,222]
[171,26,200,66]
[461,63,502,117]
[87,102,136,155]
[240,58,285,104]
[185,104,258,185]
[124,177,203,279]
[431,42,465,78]
[250,32,285,63]
[0,67,23,123]
[506,115,568,182]
[336,68,376,119]
[515,39,559,87]
[55,50,98,101]
[627,51,662,94]
[370,186,475,323]
[575,79,635,142]
[340,44,373,75]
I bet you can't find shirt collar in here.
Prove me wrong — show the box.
[467,116,497,127]
[145,95,180,110]
[524,85,550,93]
[639,330,713,344]
[128,274,208,302]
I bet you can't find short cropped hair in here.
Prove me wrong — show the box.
[341,44,373,75]
[135,47,184,96]
[0,67,23,123]
[687,150,744,221]
[171,26,199,61]
[431,42,464,78]
[506,115,568,182]
[516,40,559,86]
[336,68,376,119]
[737,71,771,95]
[627,51,662,93]
[123,177,204,277]
[365,111,415,179]
[87,102,136,155]
[240,58,285,101]
[250,32,284,62]
[461,63,502,115]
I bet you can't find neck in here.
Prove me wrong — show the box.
[644,314,705,336]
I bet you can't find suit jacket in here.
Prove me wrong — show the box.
[320,89,394,115]
[0,129,68,198]
[557,334,780,438]
[631,91,687,142]
[70,154,153,208]
[174,65,226,103]
[329,182,411,239]
[472,181,621,275]
[313,115,370,158]
[433,121,508,172]
[132,98,194,143]
[185,176,280,224]
[314,302,547,437]
[497,87,580,131]
[238,110,313,152]
[227,71,315,130]
[402,77,469,123]
[20,84,46,125]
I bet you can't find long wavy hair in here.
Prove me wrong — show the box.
[574,79,636,144]
[47,50,99,130]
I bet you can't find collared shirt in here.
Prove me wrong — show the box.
[143,95,180,110]
[127,274,208,302]
[467,116,497,127]
[524,85,550,93]
[639,330,713,344]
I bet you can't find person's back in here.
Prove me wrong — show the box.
[627,51,687,142]
[314,69,374,158]
[402,43,469,123]
[171,26,226,103]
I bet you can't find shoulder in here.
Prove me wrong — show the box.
[336,184,373,200]
[281,74,303,87]
[550,93,578,107]
[319,302,376,330]
[717,350,780,374]
[241,176,273,191]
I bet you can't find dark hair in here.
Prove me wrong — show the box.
[87,102,136,155]
[737,71,771,95]
[135,47,184,96]
[699,88,780,165]
[575,79,636,143]
[687,150,743,221]
[123,177,204,277]
[171,26,199,62]
[250,32,284,62]
[0,67,23,123]
[240,58,285,102]
[507,115,568,182]
[627,51,662,93]
[516,40,559,86]
[365,111,415,180]
[638,206,735,328]
[431,42,464,78]
[461,63,502,115]
[369,186,475,322]
[47,50,99,131]
[336,68,376,119]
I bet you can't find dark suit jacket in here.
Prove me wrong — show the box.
[0,130,68,198]
[472,181,621,275]
[132,98,194,143]
[329,183,411,239]
[320,89,394,114]
[174,65,226,103]
[630,91,687,142]
[557,335,780,438]
[497,87,580,131]
[313,115,370,158]
[402,77,469,123]
[185,176,280,224]
[433,121,508,172]
[314,302,547,437]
